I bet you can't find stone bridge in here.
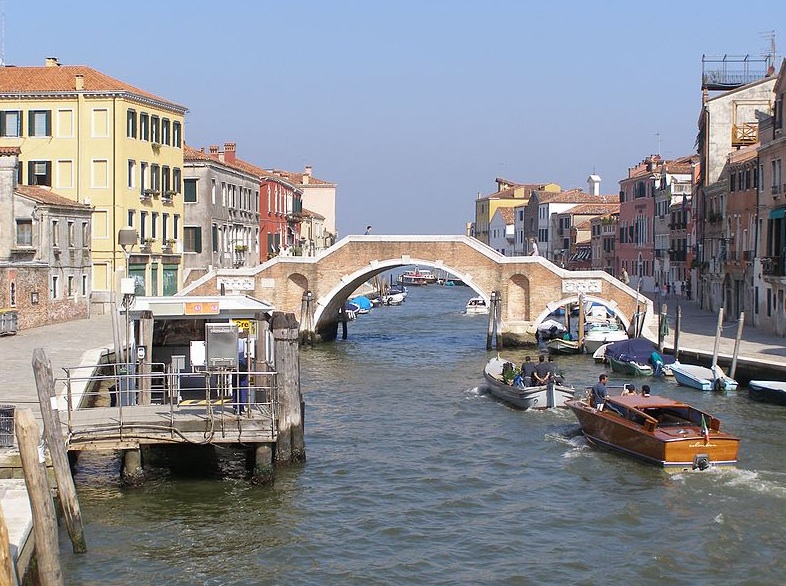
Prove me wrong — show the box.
[180,235,656,343]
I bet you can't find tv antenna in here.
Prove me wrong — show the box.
[0,0,5,67]
[761,30,777,70]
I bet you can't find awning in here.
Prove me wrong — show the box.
[769,207,786,220]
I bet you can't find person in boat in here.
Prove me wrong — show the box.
[521,356,536,387]
[591,374,608,408]
[532,354,551,386]
[547,356,563,384]
[622,383,637,395]
[641,384,651,397]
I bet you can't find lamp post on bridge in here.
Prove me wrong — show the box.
[118,227,139,406]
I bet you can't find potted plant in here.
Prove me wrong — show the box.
[235,244,248,252]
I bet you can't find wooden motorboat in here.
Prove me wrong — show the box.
[483,356,576,410]
[465,296,489,315]
[669,362,738,391]
[748,380,786,405]
[566,393,740,470]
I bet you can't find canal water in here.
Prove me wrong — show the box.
[62,284,786,585]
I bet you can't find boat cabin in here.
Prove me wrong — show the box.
[603,395,720,432]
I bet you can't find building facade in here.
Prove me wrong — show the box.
[0,57,188,307]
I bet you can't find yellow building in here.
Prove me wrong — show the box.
[473,178,560,245]
[0,57,188,310]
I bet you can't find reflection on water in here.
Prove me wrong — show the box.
[62,284,786,585]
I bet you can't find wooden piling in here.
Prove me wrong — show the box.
[673,306,681,361]
[577,293,584,353]
[730,311,745,379]
[0,502,14,586]
[14,409,64,586]
[494,290,503,350]
[339,302,348,340]
[711,308,724,368]
[31,348,86,554]
[486,291,496,350]
[272,312,305,464]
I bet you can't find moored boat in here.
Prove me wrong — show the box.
[748,380,786,405]
[566,393,740,470]
[670,362,738,391]
[582,321,629,354]
[546,337,581,355]
[397,269,431,286]
[604,338,675,377]
[482,356,576,409]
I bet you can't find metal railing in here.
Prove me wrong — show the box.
[59,362,279,446]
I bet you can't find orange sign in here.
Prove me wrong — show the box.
[184,301,220,315]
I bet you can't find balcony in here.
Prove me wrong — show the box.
[732,123,758,147]
[762,256,785,277]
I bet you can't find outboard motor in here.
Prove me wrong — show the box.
[693,454,710,470]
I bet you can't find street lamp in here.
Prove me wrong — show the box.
[118,228,138,406]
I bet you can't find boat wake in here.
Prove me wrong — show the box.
[672,466,786,498]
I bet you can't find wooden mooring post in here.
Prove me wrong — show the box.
[711,308,724,368]
[0,502,14,586]
[272,312,306,466]
[15,408,64,586]
[31,348,87,554]
[299,291,316,347]
[486,291,502,350]
[673,305,681,361]
[730,312,745,379]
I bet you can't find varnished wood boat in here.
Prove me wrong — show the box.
[566,393,740,471]
[483,356,576,409]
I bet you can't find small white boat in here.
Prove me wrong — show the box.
[536,319,567,340]
[593,342,611,363]
[748,380,786,405]
[482,356,576,409]
[582,321,629,354]
[465,296,489,315]
[670,362,738,391]
[546,337,581,354]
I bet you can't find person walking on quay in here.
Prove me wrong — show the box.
[591,373,608,408]
[364,225,372,235]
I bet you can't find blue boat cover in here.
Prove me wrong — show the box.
[350,296,373,310]
[605,338,675,365]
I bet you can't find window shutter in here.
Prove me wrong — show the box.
[0,113,5,136]
[195,228,202,253]
[45,111,51,136]
[28,111,34,136]
[27,160,33,185]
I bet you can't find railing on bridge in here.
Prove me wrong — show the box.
[59,362,280,448]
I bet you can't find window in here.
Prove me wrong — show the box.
[162,118,170,145]
[151,116,160,143]
[162,166,170,193]
[0,110,21,137]
[67,276,74,297]
[212,224,218,252]
[9,282,16,307]
[140,113,149,141]
[81,275,87,296]
[152,212,158,239]
[16,219,32,246]
[128,209,135,227]
[127,109,137,138]
[183,226,202,253]
[162,213,169,241]
[67,221,75,248]
[51,220,60,248]
[28,160,51,186]
[51,275,59,299]
[128,160,136,188]
[184,178,197,202]
[151,165,160,191]
[82,222,89,248]
[174,214,180,240]
[29,110,51,137]
[211,179,216,204]
[140,162,148,191]
[173,168,181,193]
[173,121,182,147]
[140,211,148,240]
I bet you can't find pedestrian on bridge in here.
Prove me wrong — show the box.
[365,225,372,235]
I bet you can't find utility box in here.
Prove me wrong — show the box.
[205,323,239,370]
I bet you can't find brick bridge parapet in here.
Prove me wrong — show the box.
[179,235,656,343]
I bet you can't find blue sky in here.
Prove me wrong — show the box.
[5,1,786,236]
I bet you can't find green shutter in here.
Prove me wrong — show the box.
[195,227,202,253]
[184,179,197,202]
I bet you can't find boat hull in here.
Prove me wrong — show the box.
[748,380,786,405]
[669,363,738,391]
[546,338,581,355]
[483,357,575,409]
[607,355,653,377]
[566,397,740,470]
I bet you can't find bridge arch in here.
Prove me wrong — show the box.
[179,235,656,345]
[530,295,632,332]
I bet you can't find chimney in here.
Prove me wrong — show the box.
[209,145,219,159]
[75,74,85,91]
[587,174,601,196]
[303,165,312,184]
[45,57,60,67]
[223,142,236,163]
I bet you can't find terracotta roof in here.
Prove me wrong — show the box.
[268,168,334,187]
[302,207,325,220]
[0,63,187,112]
[729,144,758,164]
[535,190,618,205]
[15,184,91,208]
[498,207,515,224]
[558,202,620,215]
[184,143,267,178]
